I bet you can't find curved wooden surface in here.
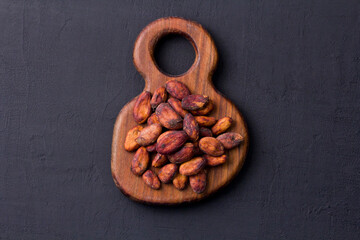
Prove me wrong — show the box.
[111,17,249,204]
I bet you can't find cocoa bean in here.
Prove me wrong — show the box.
[156,130,188,154]
[124,125,143,152]
[155,103,183,130]
[133,91,151,124]
[179,157,206,176]
[181,94,209,111]
[131,147,149,176]
[199,137,224,156]
[165,79,190,100]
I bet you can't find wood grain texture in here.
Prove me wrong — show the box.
[111,17,249,204]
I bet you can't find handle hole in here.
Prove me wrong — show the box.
[153,34,196,76]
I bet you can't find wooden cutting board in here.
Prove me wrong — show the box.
[111,17,249,205]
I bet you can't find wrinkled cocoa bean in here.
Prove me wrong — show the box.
[183,113,199,141]
[211,117,233,135]
[216,132,243,149]
[124,125,143,152]
[155,103,183,130]
[194,116,217,127]
[189,170,207,194]
[182,94,209,111]
[165,79,191,100]
[167,142,195,164]
[179,157,206,176]
[133,91,151,124]
[204,154,227,166]
[191,100,214,115]
[136,123,162,146]
[156,130,188,154]
[150,86,167,109]
[173,174,188,190]
[131,147,149,176]
[158,163,178,183]
[142,170,161,189]
[199,137,224,156]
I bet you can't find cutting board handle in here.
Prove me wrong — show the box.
[133,17,218,86]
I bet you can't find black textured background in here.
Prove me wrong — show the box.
[1,1,359,239]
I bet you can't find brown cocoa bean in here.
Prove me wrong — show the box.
[136,123,162,146]
[131,147,149,176]
[158,163,178,183]
[179,157,206,176]
[152,153,168,168]
[216,132,243,149]
[156,130,188,154]
[173,174,188,190]
[199,127,213,138]
[133,91,151,124]
[211,117,233,135]
[167,143,195,164]
[194,116,217,127]
[183,113,199,141]
[155,103,183,130]
[189,170,207,194]
[165,79,191,100]
[199,137,224,156]
[147,113,160,125]
[124,125,143,152]
[142,170,161,190]
[204,154,227,166]
[191,100,214,115]
[168,97,188,118]
[181,94,209,111]
[150,86,167,109]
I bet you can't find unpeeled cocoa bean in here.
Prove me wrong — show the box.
[131,147,149,176]
[179,157,206,176]
[204,154,227,166]
[199,137,224,156]
[194,116,217,127]
[158,163,178,183]
[167,142,195,164]
[136,123,162,146]
[173,174,188,190]
[189,170,207,194]
[165,80,191,100]
[133,91,151,124]
[183,113,199,141]
[190,100,214,115]
[182,94,209,111]
[142,170,161,189]
[150,86,167,109]
[216,132,243,149]
[168,97,188,118]
[124,125,143,152]
[156,130,188,154]
[152,153,168,168]
[155,103,183,130]
[212,117,233,135]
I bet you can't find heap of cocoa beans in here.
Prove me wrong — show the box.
[124,80,243,194]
